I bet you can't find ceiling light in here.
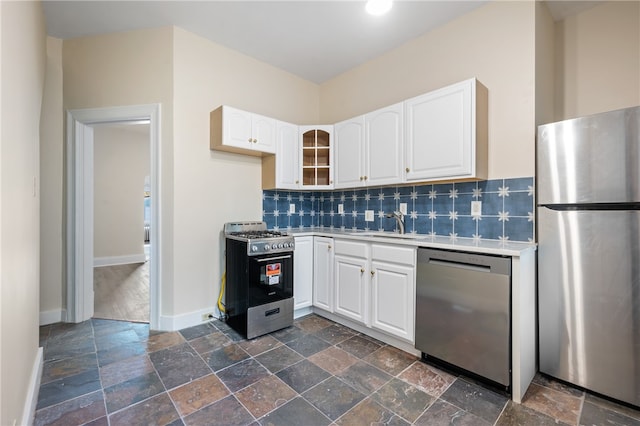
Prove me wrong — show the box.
[366,0,393,16]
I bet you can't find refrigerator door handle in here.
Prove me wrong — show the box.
[540,202,640,211]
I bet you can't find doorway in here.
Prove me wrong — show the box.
[92,122,150,323]
[66,104,161,330]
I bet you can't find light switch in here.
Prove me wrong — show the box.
[365,210,374,221]
[399,203,408,215]
[289,203,296,214]
[338,204,344,214]
[471,201,482,217]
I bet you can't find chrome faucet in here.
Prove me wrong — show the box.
[385,211,405,234]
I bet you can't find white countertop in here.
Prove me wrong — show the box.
[287,229,536,257]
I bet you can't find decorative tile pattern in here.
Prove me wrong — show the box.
[302,376,365,420]
[234,375,296,418]
[372,378,435,423]
[182,395,254,426]
[103,371,164,413]
[521,382,582,425]
[259,397,332,426]
[440,378,510,424]
[168,373,230,417]
[148,342,211,390]
[275,359,331,393]
[263,177,535,242]
[36,315,640,426]
[34,390,106,426]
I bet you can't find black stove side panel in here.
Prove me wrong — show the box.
[225,238,248,336]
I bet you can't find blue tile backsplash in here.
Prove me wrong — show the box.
[263,177,535,243]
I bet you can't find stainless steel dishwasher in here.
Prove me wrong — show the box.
[415,248,511,389]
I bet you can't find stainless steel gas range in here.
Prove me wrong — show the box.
[223,222,294,339]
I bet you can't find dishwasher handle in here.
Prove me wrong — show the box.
[418,248,511,276]
[426,258,491,273]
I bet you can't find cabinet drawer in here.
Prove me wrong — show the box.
[371,244,415,266]
[334,239,368,258]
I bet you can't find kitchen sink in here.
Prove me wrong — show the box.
[349,231,425,239]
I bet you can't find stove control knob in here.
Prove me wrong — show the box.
[290,242,294,249]
[251,245,258,252]
[278,243,284,249]
[283,242,289,248]
[264,244,270,251]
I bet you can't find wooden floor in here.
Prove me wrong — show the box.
[93,261,149,323]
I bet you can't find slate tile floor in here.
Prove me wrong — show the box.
[36,314,640,426]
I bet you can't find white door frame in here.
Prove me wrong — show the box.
[66,104,161,329]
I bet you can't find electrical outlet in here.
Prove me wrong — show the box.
[201,312,214,321]
[289,203,296,214]
[365,210,374,221]
[338,204,344,214]
[399,203,408,215]
[471,201,482,217]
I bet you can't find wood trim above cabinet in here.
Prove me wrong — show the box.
[475,81,489,182]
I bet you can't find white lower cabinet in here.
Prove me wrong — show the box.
[334,241,369,324]
[370,260,415,342]
[333,239,416,343]
[293,236,313,310]
[312,237,334,312]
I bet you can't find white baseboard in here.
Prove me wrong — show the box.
[22,347,43,426]
[312,308,420,357]
[158,306,316,332]
[158,306,219,331]
[94,254,146,267]
[39,309,66,326]
[294,306,313,319]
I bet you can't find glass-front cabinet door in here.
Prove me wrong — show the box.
[300,125,333,189]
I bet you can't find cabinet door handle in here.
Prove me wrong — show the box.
[295,180,299,184]
[328,245,332,250]
[359,176,363,181]
[405,167,410,173]
[364,176,368,181]
[360,268,365,273]
[370,270,375,276]
[248,138,253,143]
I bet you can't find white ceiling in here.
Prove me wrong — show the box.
[42,0,602,84]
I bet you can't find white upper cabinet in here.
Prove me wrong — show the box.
[334,116,365,189]
[300,125,334,189]
[334,103,403,189]
[210,106,276,156]
[404,78,487,182]
[366,103,404,186]
[274,121,299,189]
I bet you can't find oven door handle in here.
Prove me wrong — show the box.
[255,255,292,262]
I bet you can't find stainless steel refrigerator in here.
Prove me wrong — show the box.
[537,105,640,407]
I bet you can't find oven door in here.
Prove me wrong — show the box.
[248,253,293,306]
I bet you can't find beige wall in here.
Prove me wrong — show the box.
[40,36,64,320]
[1,1,46,424]
[94,124,150,261]
[535,1,556,127]
[555,1,640,120]
[171,27,319,316]
[61,27,175,319]
[42,26,320,323]
[319,1,537,179]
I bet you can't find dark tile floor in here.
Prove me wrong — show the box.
[35,314,640,426]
